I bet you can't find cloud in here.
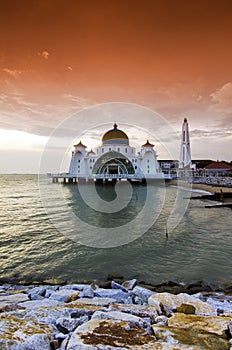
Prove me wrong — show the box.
[210,82,232,111]
[37,51,50,59]
[191,128,232,139]
[2,68,24,78]
[64,93,93,107]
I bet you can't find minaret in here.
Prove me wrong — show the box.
[179,118,192,168]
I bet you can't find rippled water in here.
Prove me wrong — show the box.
[0,174,231,285]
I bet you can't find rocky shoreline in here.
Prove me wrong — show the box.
[1,277,232,349]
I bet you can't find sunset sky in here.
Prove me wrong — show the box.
[0,0,232,173]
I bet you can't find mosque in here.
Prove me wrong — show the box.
[49,119,192,183]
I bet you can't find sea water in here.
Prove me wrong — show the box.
[0,174,231,285]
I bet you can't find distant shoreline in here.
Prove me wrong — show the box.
[168,180,232,194]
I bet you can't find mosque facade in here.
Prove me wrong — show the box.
[68,123,165,181]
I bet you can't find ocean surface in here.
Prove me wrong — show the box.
[0,174,231,286]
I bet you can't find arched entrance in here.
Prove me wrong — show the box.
[92,151,135,178]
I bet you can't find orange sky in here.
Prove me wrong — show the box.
[0,0,232,171]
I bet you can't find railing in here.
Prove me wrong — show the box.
[192,176,232,187]
[93,173,136,179]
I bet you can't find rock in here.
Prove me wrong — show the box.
[0,293,29,309]
[109,303,159,323]
[185,280,213,294]
[55,315,88,333]
[176,303,196,314]
[78,285,94,298]
[111,280,128,292]
[18,298,63,310]
[155,315,168,326]
[148,292,217,316]
[227,320,232,338]
[221,282,232,295]
[0,313,54,350]
[0,303,25,313]
[24,304,70,326]
[91,310,150,330]
[66,302,108,318]
[168,313,231,336]
[152,323,229,350]
[152,313,231,350]
[49,289,80,302]
[122,278,137,290]
[59,284,89,291]
[59,336,70,350]
[70,297,116,306]
[152,281,187,295]
[207,297,232,315]
[27,286,47,300]
[45,288,57,298]
[20,334,52,350]
[1,282,231,350]
[159,302,173,317]
[66,318,157,349]
[94,288,132,303]
[132,286,156,304]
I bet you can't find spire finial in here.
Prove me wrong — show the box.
[184,117,187,123]
[114,122,117,129]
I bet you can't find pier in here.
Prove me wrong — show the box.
[47,172,173,184]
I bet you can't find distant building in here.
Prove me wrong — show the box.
[192,159,214,170]
[158,160,179,170]
[203,161,232,176]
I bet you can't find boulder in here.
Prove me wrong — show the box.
[109,303,159,323]
[0,293,29,309]
[228,320,232,338]
[0,313,54,350]
[152,323,229,350]
[49,289,80,302]
[59,284,89,291]
[70,297,116,306]
[27,286,47,300]
[66,302,108,318]
[66,318,158,349]
[94,288,132,303]
[122,278,137,290]
[111,280,128,292]
[185,280,213,294]
[155,315,168,326]
[132,286,156,304]
[0,334,52,350]
[55,315,88,333]
[18,298,63,310]
[152,313,231,350]
[168,313,231,336]
[148,292,217,316]
[91,310,150,330]
[78,285,94,298]
[206,297,232,315]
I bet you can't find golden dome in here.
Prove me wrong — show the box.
[102,123,129,145]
